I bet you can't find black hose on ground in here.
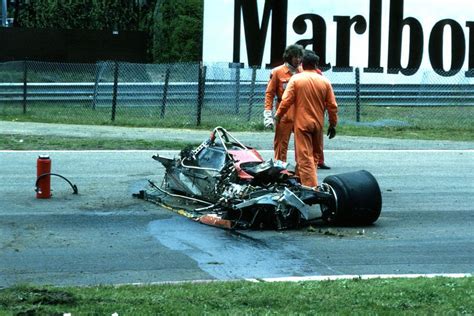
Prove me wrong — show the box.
[35,173,78,195]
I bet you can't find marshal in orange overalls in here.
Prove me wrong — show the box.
[264,64,300,162]
[276,70,338,187]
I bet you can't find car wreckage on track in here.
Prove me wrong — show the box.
[135,127,382,230]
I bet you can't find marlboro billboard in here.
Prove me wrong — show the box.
[203,0,473,78]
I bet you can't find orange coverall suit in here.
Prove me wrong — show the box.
[276,70,338,187]
[265,64,300,162]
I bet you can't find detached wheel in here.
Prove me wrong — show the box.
[321,170,382,225]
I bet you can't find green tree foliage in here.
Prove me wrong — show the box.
[16,0,154,31]
[11,0,204,63]
[153,0,203,62]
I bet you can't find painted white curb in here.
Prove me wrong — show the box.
[245,273,472,283]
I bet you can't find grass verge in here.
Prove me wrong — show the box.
[0,134,199,150]
[1,103,473,141]
[0,125,472,151]
[1,277,472,315]
[0,123,473,151]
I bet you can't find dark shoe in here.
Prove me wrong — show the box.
[317,163,331,170]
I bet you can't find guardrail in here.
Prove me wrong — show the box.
[0,82,473,107]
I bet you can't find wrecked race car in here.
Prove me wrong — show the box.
[135,126,382,230]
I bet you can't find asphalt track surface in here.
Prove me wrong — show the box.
[0,122,473,287]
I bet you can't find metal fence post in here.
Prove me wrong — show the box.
[22,60,27,114]
[196,62,207,126]
[229,63,242,114]
[161,66,171,119]
[355,67,361,122]
[248,66,257,121]
[235,65,240,114]
[111,61,119,121]
[92,61,107,110]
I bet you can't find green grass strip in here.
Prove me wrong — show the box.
[1,277,472,315]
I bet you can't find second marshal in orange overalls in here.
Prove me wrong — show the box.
[264,45,327,168]
[275,51,338,187]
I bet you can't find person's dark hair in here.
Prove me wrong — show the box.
[283,44,304,63]
[302,50,320,69]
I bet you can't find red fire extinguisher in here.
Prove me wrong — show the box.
[36,155,51,199]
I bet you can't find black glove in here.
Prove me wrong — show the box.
[327,126,336,139]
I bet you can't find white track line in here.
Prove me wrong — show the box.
[114,273,472,287]
[245,273,472,283]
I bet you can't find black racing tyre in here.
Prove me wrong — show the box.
[321,170,382,225]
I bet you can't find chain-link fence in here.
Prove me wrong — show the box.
[0,60,473,130]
